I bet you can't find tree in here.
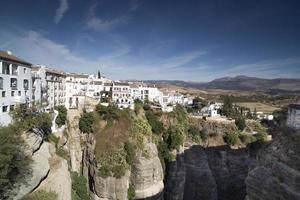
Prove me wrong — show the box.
[97,70,101,79]
[166,126,184,150]
[220,96,234,117]
[224,132,239,146]
[55,106,67,127]
[145,111,164,134]
[79,112,94,134]
[192,97,207,110]
[0,125,31,199]
[235,117,246,131]
[71,172,90,200]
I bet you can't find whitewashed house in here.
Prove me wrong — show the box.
[32,65,66,111]
[0,51,32,125]
[112,82,133,109]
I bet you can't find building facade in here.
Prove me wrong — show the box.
[287,104,300,129]
[0,51,32,125]
[32,65,66,111]
[112,82,133,109]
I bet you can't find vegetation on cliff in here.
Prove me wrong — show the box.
[55,105,67,127]
[71,172,90,200]
[0,106,52,199]
[22,190,58,200]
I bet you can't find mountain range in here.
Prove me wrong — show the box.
[141,75,300,93]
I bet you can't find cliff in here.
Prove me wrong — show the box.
[83,133,164,200]
[164,145,249,200]
[245,130,300,200]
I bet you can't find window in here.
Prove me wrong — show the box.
[10,78,17,89]
[12,64,18,75]
[23,79,29,90]
[2,106,8,112]
[11,91,15,96]
[18,91,21,96]
[23,68,27,74]
[0,77,3,90]
[2,62,10,74]
[2,91,5,97]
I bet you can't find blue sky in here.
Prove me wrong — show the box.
[0,0,300,81]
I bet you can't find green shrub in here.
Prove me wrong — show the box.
[96,104,121,122]
[235,117,246,131]
[124,142,135,166]
[0,125,31,199]
[47,134,60,147]
[157,140,172,173]
[98,147,128,178]
[255,132,268,142]
[224,132,239,146]
[239,134,256,145]
[145,111,164,134]
[11,106,52,135]
[166,126,185,150]
[200,128,209,141]
[187,125,202,143]
[71,172,90,200]
[79,112,94,134]
[128,184,135,200]
[56,147,69,160]
[22,190,58,200]
[55,106,67,127]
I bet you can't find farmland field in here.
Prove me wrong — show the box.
[237,102,279,114]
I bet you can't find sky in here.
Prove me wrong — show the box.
[0,0,300,81]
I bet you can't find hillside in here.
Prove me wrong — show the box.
[142,76,300,93]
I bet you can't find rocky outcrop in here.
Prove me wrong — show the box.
[83,134,164,200]
[245,131,300,200]
[37,156,72,200]
[131,142,164,199]
[164,145,249,200]
[13,132,51,200]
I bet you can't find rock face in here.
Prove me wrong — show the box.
[164,145,249,200]
[37,156,72,200]
[245,131,300,200]
[13,132,51,200]
[131,142,164,199]
[83,134,164,200]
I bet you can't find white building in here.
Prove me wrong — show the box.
[32,65,66,111]
[112,82,133,109]
[0,51,32,125]
[129,83,162,103]
[287,104,300,129]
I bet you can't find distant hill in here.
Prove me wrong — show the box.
[141,76,300,93]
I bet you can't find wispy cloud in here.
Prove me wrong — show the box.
[54,0,69,24]
[86,1,139,32]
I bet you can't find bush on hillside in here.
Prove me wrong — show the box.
[235,117,246,131]
[187,125,202,143]
[55,105,67,127]
[71,172,90,200]
[96,104,121,123]
[23,190,58,200]
[0,125,31,199]
[79,112,94,134]
[255,132,268,142]
[157,140,173,173]
[124,142,135,166]
[224,131,240,146]
[128,184,136,200]
[239,134,257,145]
[98,146,128,178]
[145,111,164,134]
[12,106,52,135]
[165,126,185,150]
